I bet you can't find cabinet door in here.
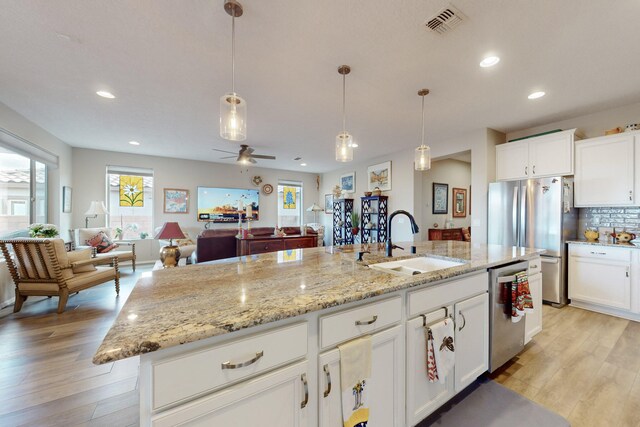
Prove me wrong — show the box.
[496,141,529,181]
[151,361,309,427]
[405,307,455,426]
[569,256,631,310]
[525,272,543,344]
[319,325,404,427]
[575,134,635,206]
[528,131,574,178]
[454,292,489,392]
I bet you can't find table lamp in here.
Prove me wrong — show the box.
[84,201,109,227]
[306,203,324,224]
[155,222,186,268]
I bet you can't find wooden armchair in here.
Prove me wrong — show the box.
[0,238,120,314]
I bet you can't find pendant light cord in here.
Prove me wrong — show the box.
[231,13,236,95]
[421,94,426,147]
[342,73,346,133]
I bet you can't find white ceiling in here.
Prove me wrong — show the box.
[1,0,640,173]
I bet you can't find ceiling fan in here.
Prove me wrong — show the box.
[213,144,276,164]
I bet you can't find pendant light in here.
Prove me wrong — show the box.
[415,89,431,171]
[335,65,354,162]
[220,0,247,142]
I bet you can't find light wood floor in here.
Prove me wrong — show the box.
[2,273,640,427]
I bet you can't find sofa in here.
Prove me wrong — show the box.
[195,226,317,263]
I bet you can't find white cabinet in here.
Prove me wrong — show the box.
[574,133,636,207]
[524,272,543,344]
[318,325,404,427]
[151,361,309,427]
[496,129,576,181]
[569,245,631,310]
[454,293,489,392]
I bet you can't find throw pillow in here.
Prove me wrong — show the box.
[67,248,97,273]
[176,232,195,247]
[86,231,117,254]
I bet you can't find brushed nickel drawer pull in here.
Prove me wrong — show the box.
[300,373,309,409]
[221,351,264,369]
[530,264,538,269]
[355,315,378,326]
[589,251,606,255]
[323,364,332,397]
[458,310,466,331]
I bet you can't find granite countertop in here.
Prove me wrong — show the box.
[567,239,640,249]
[93,241,544,364]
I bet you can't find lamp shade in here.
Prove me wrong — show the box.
[307,203,324,212]
[84,201,109,216]
[154,222,186,240]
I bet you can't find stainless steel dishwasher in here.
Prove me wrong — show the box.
[488,261,528,372]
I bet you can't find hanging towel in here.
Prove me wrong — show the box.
[430,318,455,384]
[425,327,439,383]
[339,336,372,427]
[511,271,534,323]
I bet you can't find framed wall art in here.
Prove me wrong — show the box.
[163,188,189,213]
[367,161,392,191]
[62,186,72,213]
[340,172,355,193]
[452,187,467,218]
[432,183,448,214]
[324,194,333,214]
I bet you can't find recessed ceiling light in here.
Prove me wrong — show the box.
[96,90,115,99]
[528,91,546,100]
[480,56,500,68]
[300,163,307,166]
[128,141,140,146]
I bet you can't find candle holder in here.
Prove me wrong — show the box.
[246,217,253,237]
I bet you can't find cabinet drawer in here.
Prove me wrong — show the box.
[152,322,307,410]
[284,237,314,249]
[319,297,401,349]
[528,257,541,276]
[569,244,631,262]
[408,272,488,317]
[248,239,285,254]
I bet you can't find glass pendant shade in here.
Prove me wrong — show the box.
[220,93,247,141]
[336,132,354,162]
[415,145,431,171]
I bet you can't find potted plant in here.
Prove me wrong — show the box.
[114,227,123,240]
[351,211,360,235]
[139,232,149,239]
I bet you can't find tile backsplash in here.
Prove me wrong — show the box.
[579,207,640,234]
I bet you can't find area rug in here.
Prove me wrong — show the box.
[418,378,569,427]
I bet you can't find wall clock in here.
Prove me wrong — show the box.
[262,184,273,195]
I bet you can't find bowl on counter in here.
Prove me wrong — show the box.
[584,229,599,242]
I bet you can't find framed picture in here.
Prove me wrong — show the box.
[432,183,448,214]
[62,186,72,213]
[340,172,355,193]
[163,188,189,213]
[453,188,467,218]
[367,161,392,191]
[324,194,333,214]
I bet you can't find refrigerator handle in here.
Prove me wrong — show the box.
[520,184,527,247]
[512,185,518,244]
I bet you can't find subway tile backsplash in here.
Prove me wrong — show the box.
[579,207,640,233]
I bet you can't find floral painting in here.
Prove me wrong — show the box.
[119,175,144,207]
[164,188,189,213]
[283,186,296,209]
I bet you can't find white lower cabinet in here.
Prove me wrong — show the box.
[454,293,489,392]
[151,361,309,427]
[318,325,404,427]
[524,272,543,344]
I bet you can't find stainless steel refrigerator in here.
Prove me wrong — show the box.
[488,177,577,306]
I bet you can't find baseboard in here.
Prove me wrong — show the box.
[570,300,640,321]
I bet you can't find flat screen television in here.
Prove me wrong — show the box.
[197,186,259,223]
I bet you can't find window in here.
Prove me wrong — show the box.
[106,166,154,240]
[277,181,303,227]
[0,146,47,236]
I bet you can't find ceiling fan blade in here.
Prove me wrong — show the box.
[212,148,237,155]
[251,154,276,160]
[219,155,236,159]
[249,158,257,164]
[246,147,255,155]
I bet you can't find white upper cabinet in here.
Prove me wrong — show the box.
[496,129,577,181]
[574,133,636,207]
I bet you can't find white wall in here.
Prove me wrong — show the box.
[71,148,320,235]
[0,102,73,307]
[422,159,471,232]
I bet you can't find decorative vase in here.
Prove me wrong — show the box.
[351,227,359,235]
[333,185,342,198]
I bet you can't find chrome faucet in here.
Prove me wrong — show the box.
[386,210,420,257]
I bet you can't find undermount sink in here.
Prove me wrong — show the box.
[369,256,466,276]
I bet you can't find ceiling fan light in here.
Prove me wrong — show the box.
[220,93,247,141]
[336,132,353,162]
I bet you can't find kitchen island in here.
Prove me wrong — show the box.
[94,241,543,426]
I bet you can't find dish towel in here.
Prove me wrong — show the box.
[425,328,439,383]
[511,271,534,323]
[339,336,372,427]
[429,318,455,384]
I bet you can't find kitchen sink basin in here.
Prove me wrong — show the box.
[369,256,466,276]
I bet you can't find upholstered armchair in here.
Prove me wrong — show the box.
[0,238,120,314]
[72,227,136,271]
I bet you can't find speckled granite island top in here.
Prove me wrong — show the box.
[567,239,640,249]
[93,241,544,364]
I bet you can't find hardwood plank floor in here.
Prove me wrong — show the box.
[2,270,639,426]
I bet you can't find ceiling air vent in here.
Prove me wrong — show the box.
[425,5,465,35]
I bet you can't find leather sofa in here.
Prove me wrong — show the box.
[195,226,317,263]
